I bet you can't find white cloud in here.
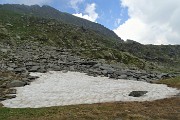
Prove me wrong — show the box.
[114,0,180,45]
[69,0,84,12]
[73,3,99,22]
[0,0,51,5]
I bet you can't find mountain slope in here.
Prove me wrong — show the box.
[117,40,180,72]
[0,4,180,72]
[0,4,121,41]
[0,9,146,69]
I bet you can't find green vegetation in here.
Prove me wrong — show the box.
[156,76,180,88]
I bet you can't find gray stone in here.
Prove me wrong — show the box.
[129,91,148,97]
[0,97,6,101]
[14,67,26,73]
[7,80,26,87]
[118,75,127,79]
[127,77,137,81]
[53,66,62,71]
[78,61,98,66]
[69,66,75,71]
[7,67,14,71]
[101,70,108,75]
[25,62,36,66]
[29,66,40,72]
[8,63,17,68]
[8,89,16,94]
[27,76,39,80]
[93,63,101,68]
[0,48,8,53]
[5,95,16,99]
[62,70,68,73]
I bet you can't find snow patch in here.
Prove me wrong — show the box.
[1,71,179,108]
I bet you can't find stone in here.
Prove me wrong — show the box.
[118,75,127,79]
[101,70,108,76]
[62,70,68,73]
[8,89,17,94]
[69,66,75,71]
[0,97,6,101]
[77,61,98,66]
[27,76,39,81]
[14,67,26,73]
[93,63,101,68]
[129,91,148,97]
[29,66,40,72]
[5,95,16,99]
[7,80,26,88]
[0,48,8,53]
[99,64,115,74]
[7,67,14,71]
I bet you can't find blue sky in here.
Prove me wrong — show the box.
[0,0,129,30]
[0,0,180,45]
[43,0,129,30]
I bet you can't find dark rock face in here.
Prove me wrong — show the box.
[129,91,148,97]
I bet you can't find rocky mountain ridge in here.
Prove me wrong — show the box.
[0,4,121,41]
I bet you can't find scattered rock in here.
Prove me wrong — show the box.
[29,66,40,72]
[62,70,68,73]
[5,95,16,99]
[0,97,6,101]
[129,91,148,97]
[7,80,27,88]
[118,75,127,79]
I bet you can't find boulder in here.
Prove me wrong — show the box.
[28,66,40,72]
[129,91,148,97]
[14,67,26,73]
[7,80,26,88]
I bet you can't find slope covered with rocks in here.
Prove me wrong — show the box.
[0,5,179,102]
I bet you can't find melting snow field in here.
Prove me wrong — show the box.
[1,71,179,108]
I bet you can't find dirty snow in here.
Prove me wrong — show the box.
[1,71,179,108]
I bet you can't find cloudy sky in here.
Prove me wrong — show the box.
[0,0,180,45]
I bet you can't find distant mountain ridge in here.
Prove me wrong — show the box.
[0,4,121,41]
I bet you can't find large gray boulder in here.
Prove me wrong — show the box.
[129,91,148,97]
[7,80,27,88]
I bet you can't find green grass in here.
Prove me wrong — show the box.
[156,76,180,89]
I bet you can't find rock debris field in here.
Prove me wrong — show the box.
[1,71,179,108]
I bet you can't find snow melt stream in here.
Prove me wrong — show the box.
[1,71,179,108]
